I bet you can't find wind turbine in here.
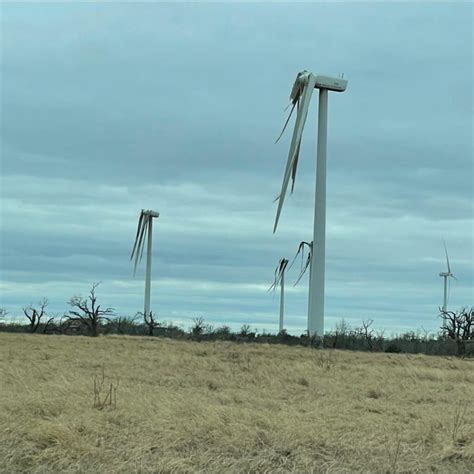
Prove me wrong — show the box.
[439,241,457,314]
[130,209,160,318]
[269,258,289,333]
[273,71,348,336]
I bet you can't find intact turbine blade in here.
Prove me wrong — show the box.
[443,240,451,274]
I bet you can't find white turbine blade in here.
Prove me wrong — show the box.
[290,141,302,193]
[443,240,451,274]
[275,101,297,144]
[275,101,305,209]
[268,262,281,293]
[273,73,312,229]
[268,258,288,293]
[138,216,149,263]
[133,216,149,276]
[288,241,304,270]
[273,74,316,233]
[130,211,145,261]
[294,254,311,286]
[274,71,308,143]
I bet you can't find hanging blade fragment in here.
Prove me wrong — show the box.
[130,211,145,262]
[293,242,313,286]
[131,214,149,276]
[274,71,308,143]
[138,216,149,264]
[295,253,311,286]
[273,73,317,233]
[268,258,289,293]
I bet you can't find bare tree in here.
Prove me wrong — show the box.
[143,311,158,336]
[191,316,206,338]
[114,314,140,335]
[332,319,350,348]
[66,283,114,337]
[439,307,473,354]
[23,299,51,333]
[356,319,375,351]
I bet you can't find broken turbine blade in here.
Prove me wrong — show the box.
[130,211,145,261]
[273,73,317,233]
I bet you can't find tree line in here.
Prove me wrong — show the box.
[0,283,472,357]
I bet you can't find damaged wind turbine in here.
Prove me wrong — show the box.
[273,71,348,336]
[268,258,289,333]
[130,209,160,319]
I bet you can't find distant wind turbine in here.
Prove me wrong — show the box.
[269,258,289,333]
[130,209,160,318]
[273,71,348,336]
[439,241,457,315]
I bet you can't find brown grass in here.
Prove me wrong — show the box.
[0,332,473,473]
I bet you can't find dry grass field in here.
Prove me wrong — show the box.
[0,333,473,473]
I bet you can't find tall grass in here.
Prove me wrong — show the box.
[0,333,472,472]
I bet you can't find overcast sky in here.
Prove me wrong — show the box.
[1,2,472,335]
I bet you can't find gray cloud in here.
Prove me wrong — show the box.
[1,2,472,333]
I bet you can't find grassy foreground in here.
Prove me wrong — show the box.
[0,333,473,473]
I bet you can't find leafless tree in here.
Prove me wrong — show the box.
[143,311,158,336]
[114,314,139,334]
[356,319,375,351]
[23,299,52,333]
[332,319,350,348]
[191,316,206,337]
[66,283,114,337]
[439,308,473,353]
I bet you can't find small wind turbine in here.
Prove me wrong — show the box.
[273,71,347,336]
[439,241,457,314]
[130,209,160,318]
[269,258,289,333]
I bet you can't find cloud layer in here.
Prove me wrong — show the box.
[1,2,472,334]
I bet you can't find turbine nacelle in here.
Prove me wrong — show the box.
[314,75,347,92]
[142,209,160,218]
[292,72,347,92]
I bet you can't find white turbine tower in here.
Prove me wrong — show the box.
[269,258,289,333]
[130,209,160,318]
[439,241,457,314]
[273,71,348,336]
